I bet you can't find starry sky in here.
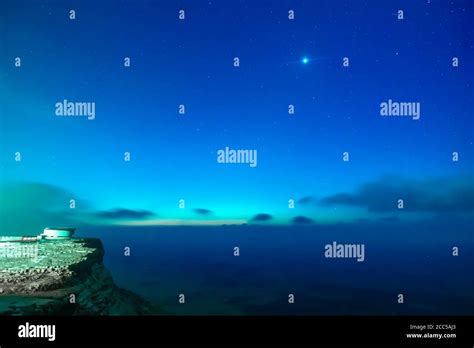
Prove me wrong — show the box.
[0,0,473,230]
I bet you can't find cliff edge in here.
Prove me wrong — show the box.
[0,238,155,315]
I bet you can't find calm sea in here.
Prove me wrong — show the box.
[75,221,474,315]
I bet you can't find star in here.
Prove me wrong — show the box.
[302,57,309,64]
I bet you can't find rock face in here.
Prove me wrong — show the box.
[0,238,155,315]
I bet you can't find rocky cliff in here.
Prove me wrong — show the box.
[0,238,155,315]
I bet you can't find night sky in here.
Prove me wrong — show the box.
[1,0,473,231]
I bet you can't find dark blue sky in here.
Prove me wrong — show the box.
[1,0,473,227]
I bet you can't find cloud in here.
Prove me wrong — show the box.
[298,196,315,205]
[320,176,474,213]
[353,217,371,223]
[0,182,90,235]
[378,216,400,222]
[292,216,314,224]
[95,208,155,220]
[193,208,212,216]
[251,213,273,222]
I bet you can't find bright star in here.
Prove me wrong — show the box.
[302,57,309,64]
